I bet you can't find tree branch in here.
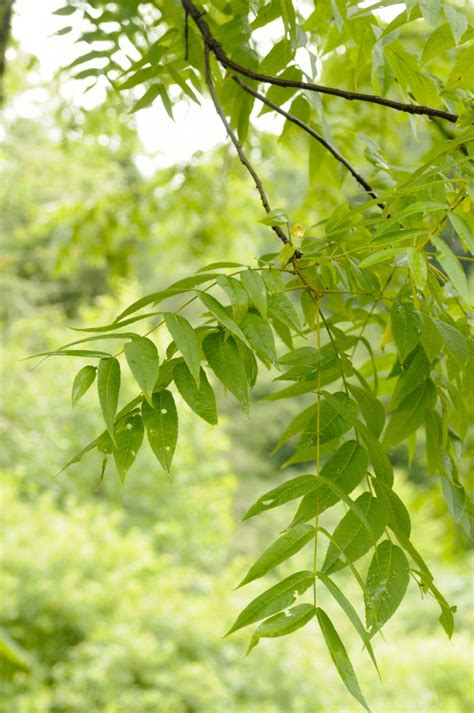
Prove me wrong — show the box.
[203,46,298,254]
[0,0,14,106]
[233,76,384,209]
[182,0,458,124]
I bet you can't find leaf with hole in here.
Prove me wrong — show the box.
[142,390,178,475]
[113,413,144,483]
[247,604,315,654]
[227,570,314,635]
[243,474,319,521]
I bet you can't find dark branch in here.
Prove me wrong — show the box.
[203,47,297,253]
[182,0,458,124]
[233,76,384,210]
[0,0,14,106]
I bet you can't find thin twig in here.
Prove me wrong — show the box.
[182,0,458,123]
[234,75,384,209]
[203,46,300,253]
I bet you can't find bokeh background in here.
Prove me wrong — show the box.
[1,2,473,711]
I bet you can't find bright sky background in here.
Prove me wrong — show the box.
[10,0,405,171]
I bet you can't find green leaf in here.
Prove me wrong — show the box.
[247,604,316,654]
[448,213,474,254]
[73,312,160,333]
[359,247,405,268]
[371,479,411,537]
[444,4,468,44]
[53,5,77,15]
[422,23,455,63]
[406,248,428,289]
[394,532,456,638]
[318,573,379,675]
[292,441,369,525]
[202,332,249,413]
[347,384,385,439]
[164,313,201,387]
[243,474,319,521]
[272,403,317,452]
[420,314,444,362]
[316,608,370,712]
[142,390,178,475]
[216,275,249,322]
[226,571,314,635]
[198,291,250,347]
[418,0,442,26]
[432,237,471,305]
[278,243,296,265]
[173,363,217,425]
[268,292,302,332]
[241,311,277,366]
[237,339,259,387]
[31,349,112,359]
[365,540,410,635]
[240,270,267,317]
[113,413,144,483]
[297,392,353,449]
[72,365,96,406]
[131,84,161,113]
[390,302,422,363]
[322,493,387,574]
[115,274,219,321]
[264,380,317,401]
[197,261,245,272]
[442,477,474,541]
[238,524,316,587]
[391,349,431,408]
[124,337,159,406]
[321,391,394,485]
[383,381,432,448]
[97,357,121,445]
[259,208,290,227]
[432,318,469,366]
